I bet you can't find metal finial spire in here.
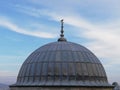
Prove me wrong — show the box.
[58,19,67,42]
[60,19,64,38]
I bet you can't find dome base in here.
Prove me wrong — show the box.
[10,86,114,90]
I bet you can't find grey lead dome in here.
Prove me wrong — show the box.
[15,41,110,86]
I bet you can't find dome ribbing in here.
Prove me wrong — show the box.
[15,41,110,86]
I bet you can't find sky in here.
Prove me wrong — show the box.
[0,0,120,85]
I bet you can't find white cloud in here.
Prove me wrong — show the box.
[14,5,120,62]
[0,17,57,38]
[28,0,120,19]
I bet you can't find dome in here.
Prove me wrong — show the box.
[15,41,110,86]
[12,20,112,87]
[10,20,114,90]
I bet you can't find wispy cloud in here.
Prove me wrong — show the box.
[0,16,57,38]
[14,5,120,61]
[28,0,120,20]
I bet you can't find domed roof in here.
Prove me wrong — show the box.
[15,41,110,86]
[13,20,111,87]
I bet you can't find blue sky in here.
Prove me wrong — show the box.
[0,0,120,85]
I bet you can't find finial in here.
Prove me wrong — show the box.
[58,19,67,42]
[60,19,64,38]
